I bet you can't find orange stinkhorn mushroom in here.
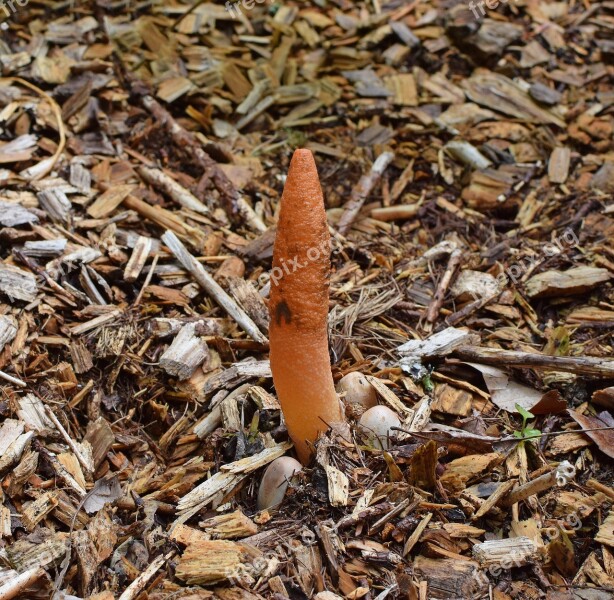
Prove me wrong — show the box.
[269,149,345,464]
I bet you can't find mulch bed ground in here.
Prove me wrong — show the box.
[0,0,613,599]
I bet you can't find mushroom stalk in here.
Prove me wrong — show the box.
[269,149,345,464]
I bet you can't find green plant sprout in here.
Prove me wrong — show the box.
[421,372,434,393]
[513,403,542,444]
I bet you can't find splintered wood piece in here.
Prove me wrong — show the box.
[118,551,174,600]
[0,263,38,302]
[5,531,68,571]
[526,266,611,299]
[69,309,122,336]
[326,465,349,507]
[16,395,54,432]
[443,523,485,538]
[176,443,291,521]
[137,166,210,215]
[548,147,571,184]
[0,431,34,472]
[440,452,503,493]
[162,231,268,344]
[87,185,134,218]
[472,537,537,567]
[0,567,46,599]
[431,383,472,417]
[37,189,71,222]
[123,236,152,282]
[149,317,225,338]
[160,323,209,380]
[199,510,258,539]
[595,511,614,548]
[0,315,17,347]
[223,276,269,333]
[398,327,480,361]
[0,419,25,456]
[365,375,410,416]
[21,491,59,530]
[408,440,438,490]
[472,480,516,520]
[84,417,115,468]
[414,556,486,599]
[175,540,262,585]
[70,341,94,374]
[403,513,432,556]
[578,552,614,589]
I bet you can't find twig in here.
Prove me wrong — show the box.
[134,253,159,306]
[451,345,614,378]
[337,152,395,236]
[0,369,26,388]
[44,405,94,476]
[0,567,46,600]
[118,551,174,600]
[425,248,463,323]
[445,290,499,326]
[499,461,575,507]
[137,166,210,215]
[162,231,268,344]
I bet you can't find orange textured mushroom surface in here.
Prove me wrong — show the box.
[269,149,345,464]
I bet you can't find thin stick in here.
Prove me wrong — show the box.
[117,552,174,600]
[134,253,159,306]
[425,248,463,323]
[446,290,499,326]
[44,405,93,476]
[0,567,45,600]
[452,345,614,378]
[0,369,26,388]
[337,152,395,236]
[162,231,268,344]
[499,461,575,507]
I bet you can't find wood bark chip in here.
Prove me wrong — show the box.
[1,1,614,597]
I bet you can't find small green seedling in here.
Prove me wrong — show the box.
[421,372,434,394]
[513,404,541,444]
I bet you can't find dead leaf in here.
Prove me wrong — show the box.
[568,410,614,459]
[83,476,122,514]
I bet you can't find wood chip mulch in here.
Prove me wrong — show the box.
[0,0,613,599]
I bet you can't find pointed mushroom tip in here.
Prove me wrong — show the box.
[290,148,316,169]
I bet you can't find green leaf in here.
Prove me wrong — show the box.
[515,404,535,421]
[522,428,542,439]
[422,373,434,393]
[513,430,523,439]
